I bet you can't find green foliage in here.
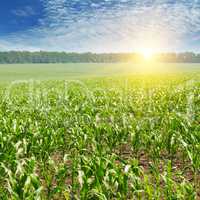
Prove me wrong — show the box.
[0,51,200,64]
[0,74,199,199]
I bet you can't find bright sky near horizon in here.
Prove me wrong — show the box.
[0,0,200,52]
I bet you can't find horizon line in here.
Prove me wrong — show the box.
[1,50,200,54]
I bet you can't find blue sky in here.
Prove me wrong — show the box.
[0,0,200,52]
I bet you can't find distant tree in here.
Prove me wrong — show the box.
[0,51,199,63]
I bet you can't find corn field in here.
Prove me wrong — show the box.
[0,74,200,199]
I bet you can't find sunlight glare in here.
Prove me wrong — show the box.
[140,48,154,60]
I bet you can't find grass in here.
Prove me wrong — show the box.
[0,63,200,199]
[0,63,199,82]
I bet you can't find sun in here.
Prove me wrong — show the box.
[140,48,154,60]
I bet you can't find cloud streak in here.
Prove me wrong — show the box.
[1,0,200,52]
[11,6,36,17]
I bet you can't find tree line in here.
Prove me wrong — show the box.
[0,51,200,63]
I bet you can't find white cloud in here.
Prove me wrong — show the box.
[11,6,36,17]
[2,0,200,52]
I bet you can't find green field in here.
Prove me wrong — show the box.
[0,63,200,82]
[0,63,200,199]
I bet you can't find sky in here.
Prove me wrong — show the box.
[0,0,200,53]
